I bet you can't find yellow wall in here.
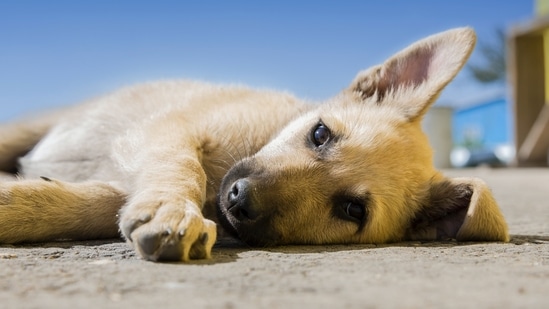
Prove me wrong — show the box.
[543,29,549,104]
[536,0,549,102]
[538,0,549,15]
[545,30,549,103]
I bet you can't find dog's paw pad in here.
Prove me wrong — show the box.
[120,199,217,261]
[136,230,163,256]
[134,227,182,260]
[132,218,216,261]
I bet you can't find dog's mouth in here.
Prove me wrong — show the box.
[215,193,241,239]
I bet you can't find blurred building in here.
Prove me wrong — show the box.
[423,107,453,168]
[453,98,511,149]
[508,0,549,166]
[449,98,514,167]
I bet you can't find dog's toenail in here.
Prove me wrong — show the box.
[40,176,52,182]
[162,228,172,236]
[178,229,186,238]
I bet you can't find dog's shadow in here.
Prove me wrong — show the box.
[3,235,547,265]
[210,234,549,263]
[213,234,549,262]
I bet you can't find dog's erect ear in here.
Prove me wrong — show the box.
[406,177,509,242]
[347,27,476,120]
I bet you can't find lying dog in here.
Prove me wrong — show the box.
[0,28,509,261]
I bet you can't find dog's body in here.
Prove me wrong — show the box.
[0,28,509,261]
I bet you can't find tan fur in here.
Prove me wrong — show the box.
[0,178,125,242]
[0,28,509,262]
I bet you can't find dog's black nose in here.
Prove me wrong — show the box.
[227,179,258,220]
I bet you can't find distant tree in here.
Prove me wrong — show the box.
[467,29,506,84]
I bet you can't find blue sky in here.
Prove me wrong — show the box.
[0,1,534,121]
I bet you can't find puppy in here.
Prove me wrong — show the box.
[0,28,509,261]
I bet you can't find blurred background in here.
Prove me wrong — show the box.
[0,1,547,167]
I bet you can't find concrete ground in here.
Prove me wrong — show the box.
[1,168,548,309]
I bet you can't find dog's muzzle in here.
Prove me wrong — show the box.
[216,162,280,246]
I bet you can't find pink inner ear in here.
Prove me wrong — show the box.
[367,48,435,101]
[349,28,476,119]
[390,29,475,92]
[391,47,434,89]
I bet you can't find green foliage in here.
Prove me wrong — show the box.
[467,29,506,84]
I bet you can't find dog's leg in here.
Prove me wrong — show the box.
[0,109,70,173]
[0,178,126,243]
[118,116,217,262]
[118,148,217,262]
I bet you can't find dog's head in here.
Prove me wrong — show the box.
[217,28,509,246]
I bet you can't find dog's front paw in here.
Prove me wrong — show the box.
[119,199,216,262]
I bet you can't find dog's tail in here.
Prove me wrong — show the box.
[0,107,75,174]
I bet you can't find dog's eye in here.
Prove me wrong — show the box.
[343,202,365,221]
[312,123,331,146]
[332,195,369,224]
